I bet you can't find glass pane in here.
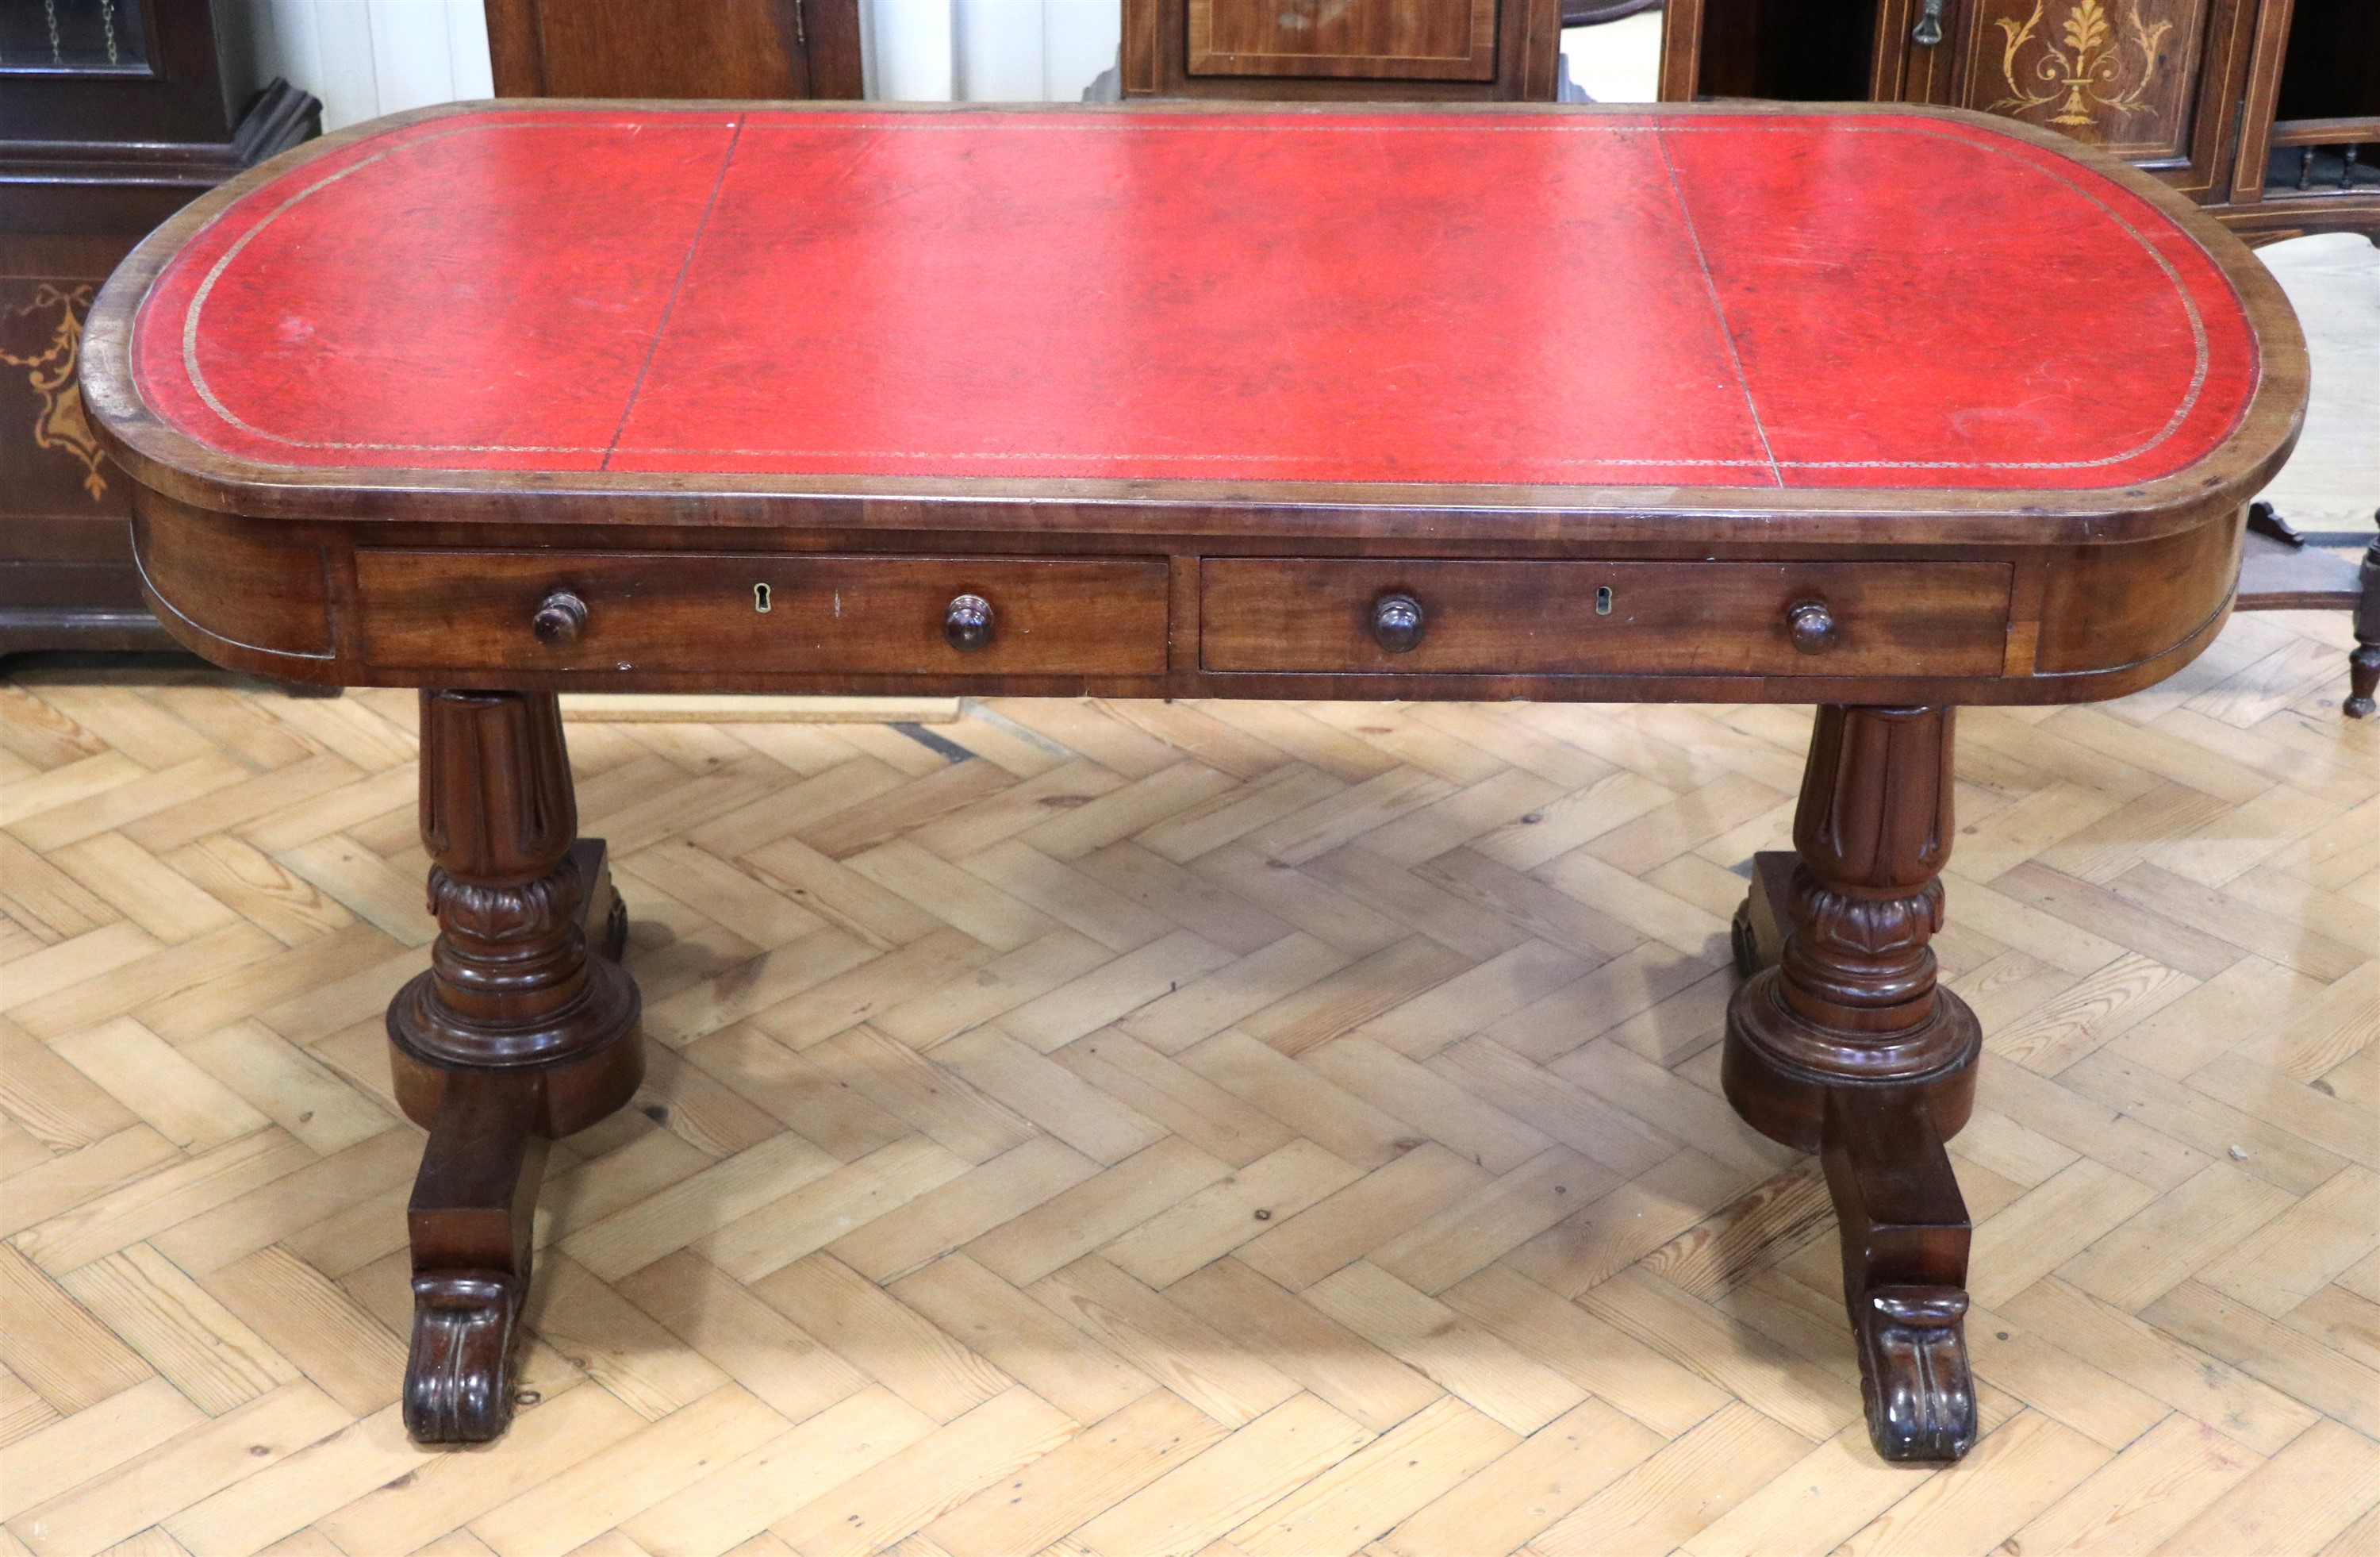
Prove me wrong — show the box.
[0,0,152,73]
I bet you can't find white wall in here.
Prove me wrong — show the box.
[866,0,1119,102]
[1567,11,1659,103]
[246,0,492,132]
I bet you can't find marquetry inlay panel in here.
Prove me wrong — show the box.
[1956,0,2210,160]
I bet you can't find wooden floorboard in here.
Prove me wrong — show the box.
[2,614,2376,1557]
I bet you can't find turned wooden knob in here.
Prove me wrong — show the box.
[1787,599,1837,655]
[944,593,994,652]
[532,589,587,647]
[1372,593,1425,654]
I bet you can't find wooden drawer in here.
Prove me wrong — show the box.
[1201,559,2013,676]
[355,552,1171,675]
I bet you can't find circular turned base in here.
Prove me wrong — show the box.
[1722,968,1981,1153]
[387,978,643,1140]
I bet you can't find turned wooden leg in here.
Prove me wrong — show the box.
[388,690,641,1444]
[1724,705,1982,1463]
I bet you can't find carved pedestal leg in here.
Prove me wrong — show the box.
[1724,705,1982,1463]
[389,690,641,1445]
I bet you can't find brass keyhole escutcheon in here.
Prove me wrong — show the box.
[754,582,772,614]
[1595,586,1613,616]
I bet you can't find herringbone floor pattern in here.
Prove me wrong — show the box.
[3,611,2376,1557]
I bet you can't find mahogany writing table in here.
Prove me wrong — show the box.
[82,101,2305,1461]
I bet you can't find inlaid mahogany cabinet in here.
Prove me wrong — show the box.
[1,0,317,655]
[1659,0,2377,243]
[83,100,2304,1463]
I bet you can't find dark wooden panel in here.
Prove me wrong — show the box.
[1674,0,1880,100]
[2033,513,2240,672]
[482,0,863,100]
[1,0,234,147]
[1200,559,2013,675]
[1127,0,1556,98]
[533,0,804,97]
[1188,0,1499,80]
[135,490,332,656]
[2275,0,2380,121]
[353,552,1173,676]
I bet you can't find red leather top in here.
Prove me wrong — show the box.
[129,106,2259,493]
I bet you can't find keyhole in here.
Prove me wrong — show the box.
[1595,586,1613,616]
[754,582,772,614]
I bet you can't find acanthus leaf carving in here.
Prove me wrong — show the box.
[1789,875,1945,962]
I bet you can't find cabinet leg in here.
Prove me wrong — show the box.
[388,690,640,1445]
[1725,705,1981,1463]
[2347,520,2378,720]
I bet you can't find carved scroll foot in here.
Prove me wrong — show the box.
[1824,1091,1977,1463]
[406,1270,526,1444]
[401,1071,543,1445]
[1855,1286,1976,1462]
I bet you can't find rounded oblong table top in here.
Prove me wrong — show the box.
[90,101,2299,537]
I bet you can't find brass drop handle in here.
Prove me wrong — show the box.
[532,588,587,647]
[1787,599,1838,655]
[944,593,994,652]
[1372,593,1425,654]
[1912,0,1944,45]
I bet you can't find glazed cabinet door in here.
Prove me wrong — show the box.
[1871,0,2259,197]
[1187,0,1500,79]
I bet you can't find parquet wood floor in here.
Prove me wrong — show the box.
[3,611,2376,1557]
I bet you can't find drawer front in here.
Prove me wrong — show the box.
[356,552,1171,675]
[1201,559,2013,676]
